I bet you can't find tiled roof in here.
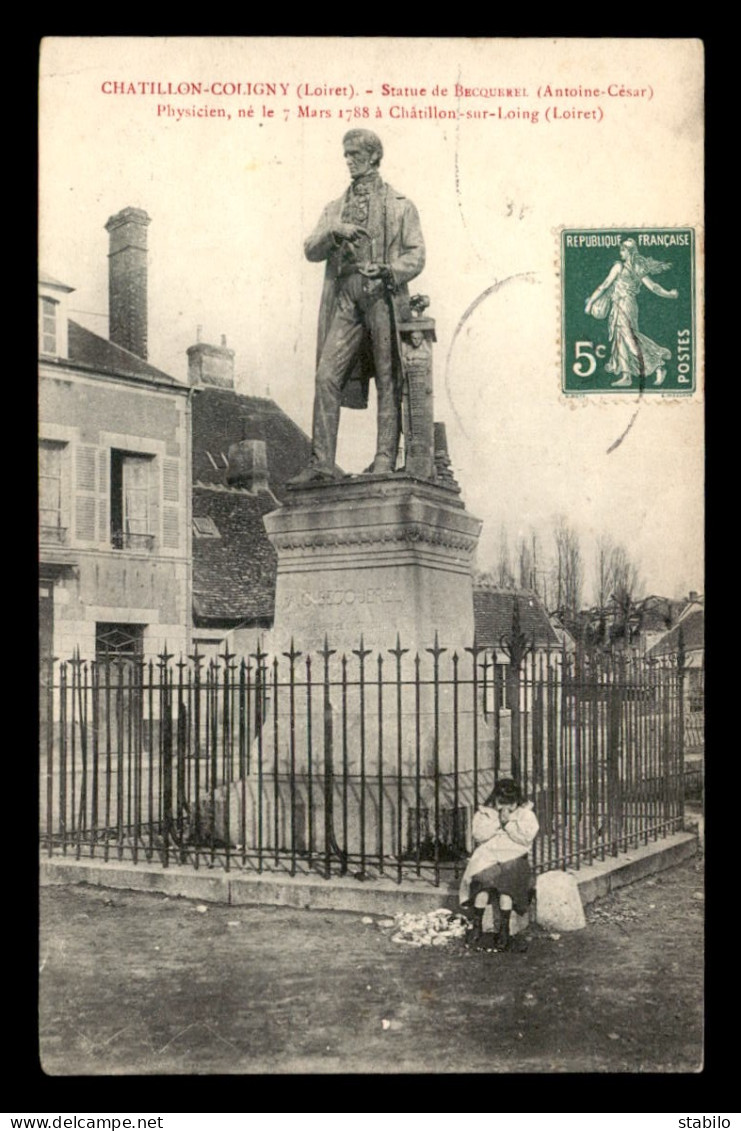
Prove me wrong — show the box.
[39,272,74,291]
[635,595,684,633]
[192,485,277,624]
[473,588,560,650]
[65,321,183,386]
[646,607,704,657]
[192,387,314,498]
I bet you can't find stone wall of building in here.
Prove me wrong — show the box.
[39,366,191,663]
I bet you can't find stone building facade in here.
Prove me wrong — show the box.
[39,207,191,669]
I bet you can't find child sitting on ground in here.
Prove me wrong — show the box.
[459,778,539,951]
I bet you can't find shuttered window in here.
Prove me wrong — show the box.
[162,457,180,550]
[110,450,155,550]
[39,441,66,539]
[75,445,98,542]
[39,297,57,356]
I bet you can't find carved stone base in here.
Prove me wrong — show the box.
[264,474,482,657]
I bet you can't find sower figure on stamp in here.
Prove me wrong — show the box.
[585,238,678,388]
[290,130,426,484]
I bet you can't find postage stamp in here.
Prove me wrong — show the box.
[561,228,696,394]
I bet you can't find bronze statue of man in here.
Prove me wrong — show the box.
[290,130,426,483]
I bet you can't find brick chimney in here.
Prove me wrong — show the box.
[105,207,151,359]
[187,333,235,389]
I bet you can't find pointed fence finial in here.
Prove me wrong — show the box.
[389,633,409,662]
[426,630,447,661]
[283,637,303,665]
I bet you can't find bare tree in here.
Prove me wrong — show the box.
[594,533,615,612]
[517,535,533,590]
[608,542,643,645]
[553,517,583,626]
[587,536,644,648]
[496,523,515,589]
[587,533,615,646]
[515,528,546,597]
[530,530,541,597]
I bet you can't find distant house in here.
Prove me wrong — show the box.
[548,612,577,654]
[473,586,561,656]
[646,596,704,756]
[188,338,314,658]
[39,207,191,674]
[580,592,688,654]
[473,587,561,711]
[646,600,704,665]
[634,594,686,653]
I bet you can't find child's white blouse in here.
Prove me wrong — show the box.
[471,802,539,858]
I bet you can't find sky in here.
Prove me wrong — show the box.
[39,37,704,603]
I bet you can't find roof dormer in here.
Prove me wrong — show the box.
[38,272,74,360]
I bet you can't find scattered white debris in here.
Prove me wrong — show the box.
[549,933,561,941]
[195,905,209,914]
[378,918,395,928]
[381,1018,402,1031]
[361,916,374,924]
[383,908,468,948]
[227,921,241,927]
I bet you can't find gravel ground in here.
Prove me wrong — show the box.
[38,853,704,1075]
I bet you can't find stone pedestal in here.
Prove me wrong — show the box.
[264,474,481,657]
[212,475,493,854]
[263,473,492,776]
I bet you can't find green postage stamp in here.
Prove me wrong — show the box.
[561,228,696,394]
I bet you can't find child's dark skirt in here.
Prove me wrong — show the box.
[468,853,534,915]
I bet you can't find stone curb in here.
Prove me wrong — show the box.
[40,831,697,915]
[566,831,698,904]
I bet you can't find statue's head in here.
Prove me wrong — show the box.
[343,129,383,179]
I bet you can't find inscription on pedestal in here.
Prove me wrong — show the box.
[284,585,404,610]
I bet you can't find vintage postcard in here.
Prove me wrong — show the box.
[38,38,704,1076]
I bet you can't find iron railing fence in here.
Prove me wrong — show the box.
[40,634,696,885]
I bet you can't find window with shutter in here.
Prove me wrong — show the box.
[39,296,57,356]
[162,457,180,550]
[110,450,155,551]
[75,445,98,542]
[98,449,109,543]
[39,440,68,544]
